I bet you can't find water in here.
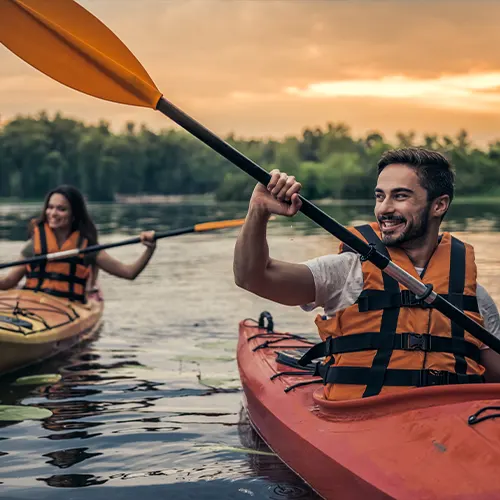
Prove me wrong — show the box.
[0,199,499,500]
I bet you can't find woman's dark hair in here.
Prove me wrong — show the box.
[29,185,99,274]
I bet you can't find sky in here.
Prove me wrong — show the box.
[1,0,500,145]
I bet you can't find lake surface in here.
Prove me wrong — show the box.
[1,199,500,500]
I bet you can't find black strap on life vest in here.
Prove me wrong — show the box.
[449,237,468,374]
[356,225,401,397]
[307,224,484,397]
[298,331,482,366]
[319,365,484,387]
[356,289,479,313]
[25,271,87,286]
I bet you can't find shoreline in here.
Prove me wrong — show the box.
[0,194,499,206]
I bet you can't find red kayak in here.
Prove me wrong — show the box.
[237,312,500,500]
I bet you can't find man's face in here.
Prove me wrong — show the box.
[374,164,431,247]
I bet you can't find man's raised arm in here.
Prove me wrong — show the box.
[233,169,316,306]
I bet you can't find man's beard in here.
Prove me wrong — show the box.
[380,204,431,247]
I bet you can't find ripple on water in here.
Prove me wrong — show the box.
[0,300,321,499]
[4,207,496,499]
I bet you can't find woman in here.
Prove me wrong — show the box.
[0,185,156,302]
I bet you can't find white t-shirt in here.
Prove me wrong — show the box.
[301,252,500,345]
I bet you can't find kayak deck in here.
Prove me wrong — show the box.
[237,314,500,500]
[0,288,103,375]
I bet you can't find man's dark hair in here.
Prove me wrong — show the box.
[377,147,455,203]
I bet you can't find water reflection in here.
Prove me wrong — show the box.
[38,473,108,488]
[43,429,102,441]
[43,447,103,469]
[237,408,321,500]
[1,199,499,499]
[0,330,321,498]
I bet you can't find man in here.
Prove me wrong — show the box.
[234,147,500,400]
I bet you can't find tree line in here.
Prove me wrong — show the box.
[1,111,499,202]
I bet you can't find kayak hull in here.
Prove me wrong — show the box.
[237,315,500,500]
[0,288,103,375]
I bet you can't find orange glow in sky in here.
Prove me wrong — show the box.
[1,0,500,145]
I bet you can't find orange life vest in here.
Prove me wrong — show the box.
[24,222,90,303]
[303,222,485,401]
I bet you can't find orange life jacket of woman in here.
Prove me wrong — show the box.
[301,222,485,401]
[24,222,90,303]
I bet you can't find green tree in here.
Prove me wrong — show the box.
[0,111,499,203]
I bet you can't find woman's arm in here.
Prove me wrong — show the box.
[0,262,26,290]
[95,231,156,280]
[86,265,99,292]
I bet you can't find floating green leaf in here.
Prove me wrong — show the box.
[12,374,62,386]
[0,405,53,421]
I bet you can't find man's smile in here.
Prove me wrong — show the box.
[379,217,406,234]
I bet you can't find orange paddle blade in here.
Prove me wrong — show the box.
[0,0,162,108]
[194,219,246,232]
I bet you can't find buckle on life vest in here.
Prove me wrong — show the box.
[419,369,450,386]
[400,289,425,307]
[405,333,431,351]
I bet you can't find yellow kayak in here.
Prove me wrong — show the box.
[0,288,104,375]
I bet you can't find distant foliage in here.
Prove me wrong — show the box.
[1,112,499,202]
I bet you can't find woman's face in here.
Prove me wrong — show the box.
[45,193,72,231]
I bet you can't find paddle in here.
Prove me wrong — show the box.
[2,0,500,354]
[0,218,246,270]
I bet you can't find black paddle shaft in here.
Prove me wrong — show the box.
[0,226,194,270]
[156,96,500,354]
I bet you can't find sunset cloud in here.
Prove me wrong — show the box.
[1,0,500,143]
[285,72,500,111]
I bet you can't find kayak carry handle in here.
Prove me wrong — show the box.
[258,311,274,333]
